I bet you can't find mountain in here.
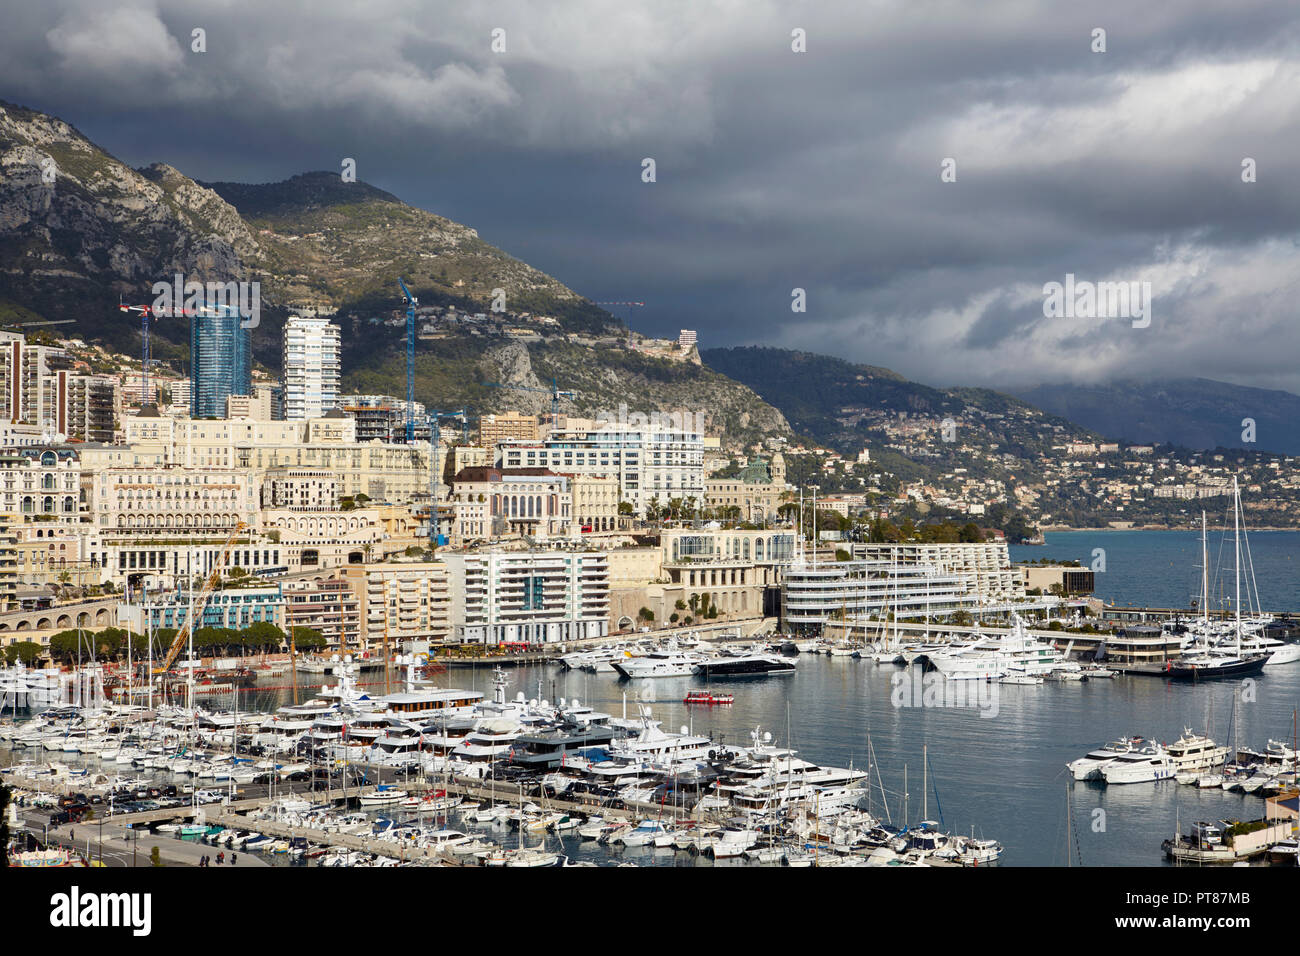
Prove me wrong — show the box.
[1010,379,1300,456]
[700,345,1088,452]
[0,100,789,445]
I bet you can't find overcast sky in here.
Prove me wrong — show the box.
[3,1,1299,393]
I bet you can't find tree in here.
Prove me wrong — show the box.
[291,627,327,652]
[618,501,634,516]
[4,641,43,665]
[150,846,163,867]
[241,621,286,652]
[637,607,654,622]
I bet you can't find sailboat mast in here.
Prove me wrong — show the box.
[923,744,927,821]
[1233,476,1241,657]
[1201,511,1208,629]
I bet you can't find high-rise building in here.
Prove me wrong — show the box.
[282,315,341,421]
[191,314,251,419]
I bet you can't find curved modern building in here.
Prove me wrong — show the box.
[191,314,251,419]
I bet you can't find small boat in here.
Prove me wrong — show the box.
[359,785,408,807]
[999,674,1041,685]
[684,691,734,705]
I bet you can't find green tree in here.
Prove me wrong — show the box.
[150,846,163,867]
[241,621,286,652]
[637,607,654,622]
[4,640,43,665]
[290,627,327,652]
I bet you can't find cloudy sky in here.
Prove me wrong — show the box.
[3,0,1299,393]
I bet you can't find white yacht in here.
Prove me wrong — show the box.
[1164,728,1230,773]
[450,718,524,763]
[1067,736,1147,781]
[927,615,1075,681]
[1100,743,1176,784]
[612,651,701,679]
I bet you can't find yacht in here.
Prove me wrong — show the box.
[450,718,525,763]
[1067,736,1147,781]
[693,653,796,678]
[1100,743,1176,784]
[612,652,701,679]
[1164,728,1230,773]
[926,615,1075,681]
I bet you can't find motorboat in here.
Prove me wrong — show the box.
[693,653,795,678]
[1100,743,1175,784]
[1067,736,1146,781]
[612,652,702,679]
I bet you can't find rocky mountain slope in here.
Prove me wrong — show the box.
[0,100,788,445]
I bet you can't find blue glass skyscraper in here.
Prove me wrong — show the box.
[190,314,251,418]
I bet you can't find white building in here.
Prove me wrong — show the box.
[849,541,1026,603]
[443,550,610,645]
[497,419,704,516]
[282,315,341,421]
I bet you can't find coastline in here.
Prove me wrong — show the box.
[1037,525,1300,533]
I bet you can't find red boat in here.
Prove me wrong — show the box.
[684,691,734,705]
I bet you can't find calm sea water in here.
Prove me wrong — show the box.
[1010,529,1300,613]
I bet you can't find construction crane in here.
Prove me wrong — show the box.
[483,378,576,423]
[118,297,243,407]
[153,522,247,675]
[12,319,76,328]
[118,299,163,406]
[397,278,417,443]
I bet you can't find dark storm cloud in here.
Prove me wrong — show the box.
[2,1,1298,391]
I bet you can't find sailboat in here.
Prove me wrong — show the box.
[1167,480,1268,681]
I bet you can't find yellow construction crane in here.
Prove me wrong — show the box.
[153,522,248,675]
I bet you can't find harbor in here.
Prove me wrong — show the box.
[8,635,1300,867]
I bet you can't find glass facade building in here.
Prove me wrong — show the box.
[191,315,251,419]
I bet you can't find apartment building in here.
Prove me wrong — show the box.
[282,315,341,420]
[478,411,539,446]
[340,561,451,652]
[497,419,704,516]
[442,550,610,645]
[283,576,362,653]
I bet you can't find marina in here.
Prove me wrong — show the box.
[8,638,1300,867]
